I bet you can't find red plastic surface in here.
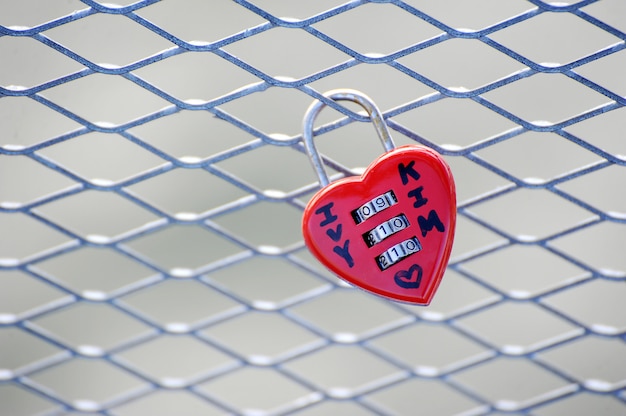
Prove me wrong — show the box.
[302,145,456,305]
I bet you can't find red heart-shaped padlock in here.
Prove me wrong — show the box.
[301,91,456,305]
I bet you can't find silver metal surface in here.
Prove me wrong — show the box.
[302,89,396,187]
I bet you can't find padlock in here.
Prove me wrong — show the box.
[301,89,456,305]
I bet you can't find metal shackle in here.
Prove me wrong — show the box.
[302,89,396,187]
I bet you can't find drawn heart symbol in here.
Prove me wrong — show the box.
[302,145,456,305]
[394,264,423,289]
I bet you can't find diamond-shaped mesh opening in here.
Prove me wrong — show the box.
[37,131,168,187]
[43,13,173,68]
[2,1,626,415]
[0,96,81,151]
[488,12,620,65]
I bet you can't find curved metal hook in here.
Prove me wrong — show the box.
[302,89,396,187]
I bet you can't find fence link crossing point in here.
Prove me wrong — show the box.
[1,1,625,414]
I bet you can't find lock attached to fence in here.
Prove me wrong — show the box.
[301,90,456,305]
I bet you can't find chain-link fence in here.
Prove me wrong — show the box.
[1,0,625,414]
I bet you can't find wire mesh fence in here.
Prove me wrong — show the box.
[1,0,625,414]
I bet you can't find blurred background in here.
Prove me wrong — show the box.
[1,0,626,414]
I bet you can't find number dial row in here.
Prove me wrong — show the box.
[363,214,410,247]
[376,237,422,270]
[351,190,397,224]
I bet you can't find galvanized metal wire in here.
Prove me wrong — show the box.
[1,0,625,414]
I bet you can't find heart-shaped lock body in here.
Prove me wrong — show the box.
[303,144,456,305]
